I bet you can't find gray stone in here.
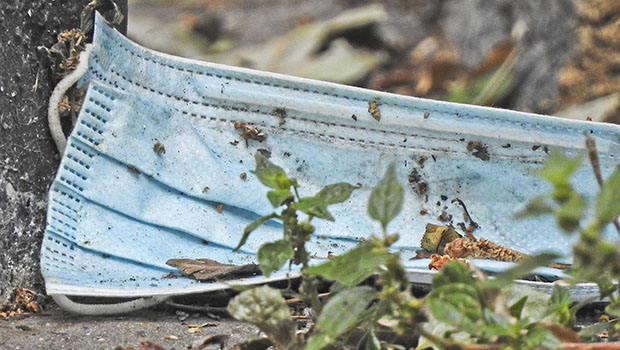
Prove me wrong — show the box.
[0,0,127,302]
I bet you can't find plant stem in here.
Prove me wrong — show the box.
[420,327,620,350]
[418,328,458,349]
[584,132,620,236]
[461,342,620,350]
[301,275,323,315]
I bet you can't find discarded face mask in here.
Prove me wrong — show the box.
[42,13,620,314]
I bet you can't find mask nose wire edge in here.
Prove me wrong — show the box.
[48,44,94,157]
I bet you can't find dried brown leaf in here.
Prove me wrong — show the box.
[166,258,261,281]
[420,224,461,253]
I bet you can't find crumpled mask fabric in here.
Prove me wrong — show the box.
[42,13,620,298]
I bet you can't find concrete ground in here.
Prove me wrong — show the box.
[0,304,258,350]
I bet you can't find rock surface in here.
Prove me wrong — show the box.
[0,0,127,302]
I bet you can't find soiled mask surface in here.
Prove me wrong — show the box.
[42,13,620,298]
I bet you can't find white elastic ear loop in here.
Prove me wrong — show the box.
[52,294,169,315]
[48,43,93,156]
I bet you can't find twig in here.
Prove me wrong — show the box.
[584,132,620,236]
[284,292,330,304]
[290,315,313,321]
[164,301,229,315]
[452,198,480,233]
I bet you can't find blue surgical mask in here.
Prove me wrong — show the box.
[42,13,620,314]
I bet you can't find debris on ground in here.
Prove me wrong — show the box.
[139,341,166,350]
[0,288,42,318]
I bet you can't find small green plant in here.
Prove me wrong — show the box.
[518,136,620,336]
[228,144,620,350]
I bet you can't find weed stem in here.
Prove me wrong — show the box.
[584,132,620,236]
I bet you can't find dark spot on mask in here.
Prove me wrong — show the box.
[257,148,272,158]
[408,168,428,195]
[466,141,490,161]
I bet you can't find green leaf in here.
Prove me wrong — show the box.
[503,284,551,321]
[365,329,381,350]
[431,261,475,289]
[545,285,574,327]
[257,240,294,277]
[368,163,404,232]
[267,189,292,207]
[524,327,561,349]
[549,284,572,310]
[481,309,513,338]
[304,244,390,286]
[235,213,279,251]
[509,296,528,319]
[538,152,582,187]
[605,302,620,318]
[306,286,376,350]
[291,197,334,221]
[415,312,472,350]
[251,153,292,190]
[596,166,620,225]
[227,285,298,349]
[426,283,482,333]
[555,192,586,232]
[316,182,359,205]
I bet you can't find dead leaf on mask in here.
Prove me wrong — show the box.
[444,237,527,262]
[420,223,462,254]
[428,254,468,271]
[166,258,262,281]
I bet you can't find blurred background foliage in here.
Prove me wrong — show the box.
[127,0,620,123]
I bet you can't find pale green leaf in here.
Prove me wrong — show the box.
[291,197,334,221]
[538,152,582,187]
[365,329,381,350]
[252,153,292,190]
[368,163,404,232]
[306,286,376,350]
[304,244,390,286]
[257,240,294,277]
[267,189,292,207]
[316,182,359,205]
[227,285,297,349]
[596,167,620,225]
